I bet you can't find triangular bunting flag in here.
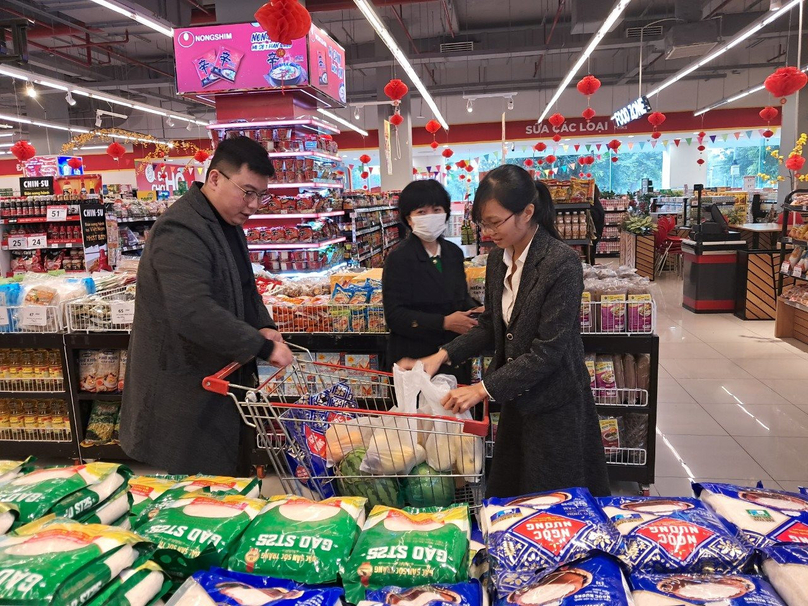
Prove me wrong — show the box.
[562,145,569,152]
[586,144,592,152]
[685,138,692,146]
[596,144,602,151]
[722,134,729,142]
[734,132,741,140]
[597,154,602,160]
[426,166,432,173]
[674,139,681,147]
[544,169,551,177]
[745,130,753,139]
[709,135,716,143]
[639,142,646,150]
[651,140,657,148]
[662,140,669,147]
[574,144,580,152]
[568,163,576,170]
[628,142,634,150]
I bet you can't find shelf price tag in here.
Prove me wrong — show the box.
[21,306,48,327]
[794,266,804,278]
[8,236,26,250]
[26,235,47,249]
[47,205,69,222]
[0,306,8,327]
[110,302,135,325]
[782,262,791,274]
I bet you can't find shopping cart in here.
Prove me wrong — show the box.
[203,346,490,510]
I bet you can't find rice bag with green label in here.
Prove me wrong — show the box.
[0,504,18,536]
[86,561,171,606]
[227,494,367,584]
[0,462,130,530]
[0,458,35,486]
[0,517,154,606]
[51,463,131,520]
[129,475,187,521]
[137,493,265,579]
[81,488,132,526]
[133,475,260,528]
[343,504,471,604]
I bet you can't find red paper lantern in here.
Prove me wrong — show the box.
[363,185,368,190]
[698,131,706,139]
[425,120,441,135]
[193,149,210,163]
[537,158,544,165]
[524,158,534,167]
[430,141,439,150]
[359,154,371,165]
[465,165,474,172]
[763,129,775,139]
[786,155,806,171]
[389,113,404,127]
[442,148,454,159]
[459,174,466,180]
[360,171,369,179]
[581,107,596,121]
[759,106,779,123]
[611,156,618,163]
[607,139,621,152]
[10,140,36,162]
[696,158,705,166]
[586,173,592,178]
[765,66,808,103]
[383,79,409,103]
[548,113,565,128]
[578,157,586,166]
[647,112,666,127]
[67,157,83,170]
[576,75,601,97]
[552,134,562,143]
[254,0,311,46]
[651,132,662,140]
[545,155,557,164]
[586,156,595,165]
[456,160,467,168]
[697,145,706,152]
[579,172,585,178]
[106,142,126,162]
[534,142,547,152]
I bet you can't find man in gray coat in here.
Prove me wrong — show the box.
[121,137,294,475]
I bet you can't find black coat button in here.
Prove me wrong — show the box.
[506,333,514,340]
[507,357,514,363]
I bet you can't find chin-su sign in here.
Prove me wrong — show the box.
[611,96,653,128]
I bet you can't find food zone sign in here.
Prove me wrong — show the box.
[611,96,652,128]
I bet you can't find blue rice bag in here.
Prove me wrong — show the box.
[599,496,752,574]
[630,571,786,605]
[364,580,482,606]
[762,543,808,606]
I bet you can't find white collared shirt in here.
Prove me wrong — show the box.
[501,228,537,325]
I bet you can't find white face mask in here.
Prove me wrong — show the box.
[410,212,447,242]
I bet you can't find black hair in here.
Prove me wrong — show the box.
[397,179,451,226]
[206,136,274,180]
[471,164,560,240]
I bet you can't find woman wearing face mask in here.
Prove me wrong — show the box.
[398,166,610,498]
[382,179,481,382]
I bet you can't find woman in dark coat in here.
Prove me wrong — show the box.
[399,165,610,498]
[382,179,480,382]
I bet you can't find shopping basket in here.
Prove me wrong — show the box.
[203,346,490,509]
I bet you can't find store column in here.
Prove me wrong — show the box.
[376,63,414,191]
[667,141,708,190]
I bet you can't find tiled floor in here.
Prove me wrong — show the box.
[649,272,808,497]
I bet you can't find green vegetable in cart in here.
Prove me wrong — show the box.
[404,463,456,508]
[336,448,403,512]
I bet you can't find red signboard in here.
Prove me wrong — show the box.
[135,161,199,194]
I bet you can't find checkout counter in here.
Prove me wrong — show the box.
[682,237,748,313]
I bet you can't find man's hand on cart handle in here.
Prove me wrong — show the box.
[269,342,295,368]
[260,328,284,343]
[441,383,487,414]
[397,349,449,377]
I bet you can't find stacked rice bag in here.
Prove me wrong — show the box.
[630,572,787,605]
[0,462,132,531]
[227,495,366,584]
[360,580,483,606]
[762,543,808,606]
[129,475,188,522]
[0,517,154,605]
[481,488,622,598]
[86,561,171,606]
[342,504,471,604]
[0,457,34,485]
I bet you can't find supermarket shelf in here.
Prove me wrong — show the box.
[65,333,130,349]
[248,237,346,251]
[79,442,130,460]
[284,333,388,352]
[354,225,381,237]
[781,270,808,283]
[604,208,627,213]
[782,237,808,247]
[354,246,382,263]
[600,237,620,241]
[564,239,593,246]
[208,117,340,135]
[382,221,399,228]
[0,439,79,459]
[554,203,593,211]
[779,297,808,314]
[266,181,344,190]
[248,210,345,220]
[266,150,341,162]
[2,241,83,250]
[117,216,158,223]
[0,215,80,224]
[77,392,123,401]
[350,205,399,214]
[121,244,144,252]
[0,390,68,398]
[0,333,66,348]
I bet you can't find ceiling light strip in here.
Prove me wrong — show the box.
[317,109,369,137]
[353,0,449,131]
[0,113,90,133]
[648,0,804,98]
[88,0,174,37]
[538,0,633,123]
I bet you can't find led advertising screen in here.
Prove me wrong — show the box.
[308,24,346,104]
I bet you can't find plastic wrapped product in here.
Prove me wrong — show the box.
[81,488,132,526]
[694,482,808,550]
[762,544,808,606]
[86,561,171,606]
[342,504,471,604]
[362,580,483,606]
[599,496,752,574]
[0,503,17,536]
[166,568,344,606]
[481,489,622,598]
[0,518,154,605]
[82,400,121,445]
[136,493,265,580]
[495,555,632,606]
[623,354,637,401]
[129,475,187,522]
[595,355,617,399]
[0,458,35,486]
[50,463,130,519]
[227,495,366,584]
[630,572,787,605]
[636,354,651,392]
[613,354,625,393]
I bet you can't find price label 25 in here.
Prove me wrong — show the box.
[111,302,135,325]
[8,236,26,250]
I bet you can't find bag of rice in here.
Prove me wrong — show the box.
[762,544,808,606]
[81,488,132,526]
[227,495,366,584]
[0,462,130,530]
[495,555,632,606]
[0,517,154,605]
[136,493,265,579]
[166,568,344,606]
[694,482,808,550]
[343,504,470,604]
[630,572,787,605]
[0,504,17,536]
[482,489,621,598]
[129,475,187,522]
[86,561,171,606]
[361,580,483,606]
[0,458,35,486]
[599,496,752,574]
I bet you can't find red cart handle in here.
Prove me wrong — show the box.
[202,362,243,396]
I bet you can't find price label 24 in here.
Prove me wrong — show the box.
[27,235,47,249]
[111,302,135,325]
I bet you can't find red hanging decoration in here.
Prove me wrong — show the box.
[651,132,662,140]
[765,66,808,104]
[759,106,779,123]
[254,0,312,46]
[106,142,126,162]
[548,113,565,128]
[537,158,544,165]
[586,173,592,178]
[579,172,585,178]
[786,155,806,172]
[465,165,474,172]
[576,75,601,98]
[545,154,557,164]
[611,156,619,163]
[524,158,534,167]
[697,145,706,152]
[389,113,404,127]
[10,140,36,162]
[552,134,562,143]
[696,158,705,166]
[534,142,547,152]
[441,148,454,159]
[581,107,596,121]
[763,129,775,139]
[586,156,595,165]
[698,131,706,139]
[359,154,371,165]
[66,157,83,170]
[425,120,441,135]
[578,157,586,166]
[193,149,210,163]
[607,139,621,152]
[430,141,439,150]
[459,174,466,180]
[383,79,409,103]
[647,112,666,128]
[412,167,418,175]
[360,171,369,179]
[456,160,467,168]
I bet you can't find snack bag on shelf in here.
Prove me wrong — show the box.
[85,560,171,606]
[762,543,808,606]
[79,350,99,392]
[81,400,120,445]
[630,571,787,605]
[598,416,622,449]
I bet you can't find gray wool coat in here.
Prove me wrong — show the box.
[120,183,274,475]
[443,227,610,498]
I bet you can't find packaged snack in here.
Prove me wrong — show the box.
[137,493,265,579]
[630,572,787,605]
[569,178,595,204]
[364,580,482,606]
[193,50,220,87]
[496,555,632,606]
[599,416,621,449]
[595,355,617,398]
[601,293,627,333]
[211,46,243,82]
[342,505,470,604]
[762,543,808,606]
[636,354,651,392]
[50,464,130,521]
[694,482,808,550]
[80,488,132,526]
[82,400,120,445]
[118,350,128,393]
[585,353,596,390]
[128,475,188,521]
[600,496,752,574]
[86,561,171,606]
[613,354,625,392]
[623,354,637,397]
[628,293,654,333]
[624,413,649,449]
[227,495,366,584]
[580,291,593,332]
[481,488,622,598]
[331,284,352,304]
[79,349,99,392]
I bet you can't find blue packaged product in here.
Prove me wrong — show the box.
[481,488,622,598]
[494,555,632,606]
[761,543,808,606]
[168,568,343,606]
[630,572,786,605]
[599,496,752,574]
[365,580,482,606]
[0,283,21,332]
[694,482,808,550]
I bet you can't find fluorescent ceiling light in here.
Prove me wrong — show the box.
[648,0,803,98]
[538,0,632,123]
[87,0,174,37]
[78,145,110,150]
[693,64,807,116]
[317,109,369,137]
[353,0,449,130]
[0,113,89,133]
